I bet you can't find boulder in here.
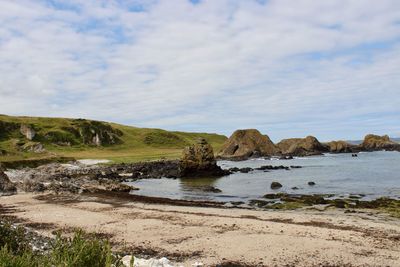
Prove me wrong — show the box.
[20,124,36,140]
[326,140,357,153]
[0,165,17,195]
[270,182,283,189]
[217,129,278,160]
[180,138,227,177]
[360,134,400,151]
[276,136,328,156]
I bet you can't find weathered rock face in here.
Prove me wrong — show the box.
[180,138,227,177]
[72,120,123,146]
[20,124,36,140]
[360,134,400,151]
[217,129,278,160]
[0,165,17,195]
[277,136,328,156]
[326,141,357,153]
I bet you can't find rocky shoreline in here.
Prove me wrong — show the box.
[218,130,400,160]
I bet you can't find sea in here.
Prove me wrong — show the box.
[127,151,400,203]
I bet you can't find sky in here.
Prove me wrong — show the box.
[0,0,400,142]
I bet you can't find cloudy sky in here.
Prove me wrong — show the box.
[0,0,400,141]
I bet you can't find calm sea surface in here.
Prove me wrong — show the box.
[127,151,400,203]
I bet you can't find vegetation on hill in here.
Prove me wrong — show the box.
[0,115,227,164]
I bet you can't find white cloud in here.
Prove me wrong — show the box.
[0,0,399,140]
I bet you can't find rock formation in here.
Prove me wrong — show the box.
[217,129,278,160]
[326,140,357,153]
[0,165,16,195]
[277,136,328,156]
[180,138,227,177]
[360,134,400,151]
[20,124,36,140]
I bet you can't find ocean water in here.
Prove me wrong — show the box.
[127,151,400,203]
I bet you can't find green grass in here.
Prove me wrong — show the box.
[0,114,227,164]
[0,222,124,267]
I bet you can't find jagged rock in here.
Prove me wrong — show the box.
[180,138,227,177]
[270,181,282,189]
[20,124,36,140]
[277,136,328,156]
[360,134,400,151]
[218,129,278,160]
[0,165,17,195]
[67,120,123,146]
[326,140,357,153]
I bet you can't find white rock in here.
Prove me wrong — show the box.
[121,256,182,267]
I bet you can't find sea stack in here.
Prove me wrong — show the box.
[217,129,278,160]
[326,140,357,153]
[360,134,400,151]
[180,138,227,177]
[277,136,328,156]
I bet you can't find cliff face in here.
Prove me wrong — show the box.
[217,129,278,160]
[360,134,400,151]
[277,136,328,156]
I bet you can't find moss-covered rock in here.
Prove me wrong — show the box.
[180,138,227,177]
[69,120,123,146]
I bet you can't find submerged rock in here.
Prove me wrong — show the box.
[277,136,328,157]
[180,138,227,177]
[217,129,278,160]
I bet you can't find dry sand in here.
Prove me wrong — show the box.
[1,192,400,266]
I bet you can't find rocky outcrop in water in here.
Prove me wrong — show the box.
[276,136,328,156]
[326,140,357,153]
[360,134,400,151]
[0,165,17,195]
[180,138,227,177]
[218,129,278,160]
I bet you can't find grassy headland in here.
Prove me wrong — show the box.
[0,114,227,165]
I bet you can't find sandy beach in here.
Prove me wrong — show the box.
[1,192,399,266]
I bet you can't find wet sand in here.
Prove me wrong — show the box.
[1,192,400,266]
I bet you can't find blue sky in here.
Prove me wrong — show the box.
[0,0,399,141]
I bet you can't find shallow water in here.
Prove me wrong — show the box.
[127,151,400,202]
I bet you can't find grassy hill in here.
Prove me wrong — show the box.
[0,114,227,164]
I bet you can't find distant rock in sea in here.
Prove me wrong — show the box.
[360,134,400,152]
[217,129,278,160]
[326,140,358,153]
[276,136,328,157]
